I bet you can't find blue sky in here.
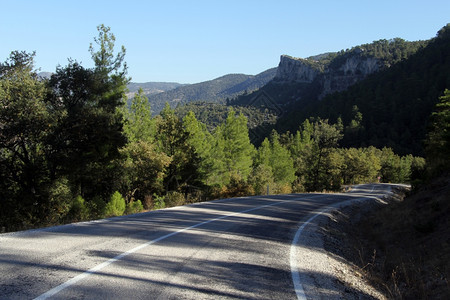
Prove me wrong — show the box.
[1,0,449,83]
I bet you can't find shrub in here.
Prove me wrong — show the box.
[249,164,274,195]
[153,195,165,210]
[272,182,293,194]
[104,191,126,217]
[66,195,90,222]
[87,196,107,219]
[220,174,254,198]
[164,191,186,208]
[125,200,144,215]
[47,177,73,223]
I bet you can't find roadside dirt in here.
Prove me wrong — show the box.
[295,186,406,299]
[300,179,450,299]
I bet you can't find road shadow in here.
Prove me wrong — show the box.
[0,186,395,299]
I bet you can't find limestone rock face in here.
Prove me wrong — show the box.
[274,53,382,99]
[274,55,321,83]
[321,56,381,97]
[339,56,380,76]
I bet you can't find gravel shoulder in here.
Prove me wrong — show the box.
[294,185,406,299]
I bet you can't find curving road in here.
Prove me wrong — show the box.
[0,184,393,299]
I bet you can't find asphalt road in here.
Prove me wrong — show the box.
[0,184,392,299]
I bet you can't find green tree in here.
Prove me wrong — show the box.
[46,61,126,200]
[183,111,226,186]
[255,132,296,185]
[249,164,275,195]
[270,132,297,185]
[104,191,126,217]
[304,119,343,191]
[66,195,90,222]
[89,24,127,77]
[122,88,155,143]
[46,25,129,200]
[120,141,171,202]
[339,147,380,184]
[218,108,255,182]
[255,138,271,167]
[0,51,52,229]
[344,105,364,144]
[425,89,450,174]
[379,147,402,182]
[156,103,202,193]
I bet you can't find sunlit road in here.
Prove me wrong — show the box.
[0,184,393,299]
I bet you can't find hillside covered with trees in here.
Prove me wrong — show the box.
[1,24,448,236]
[222,26,449,155]
[275,25,450,156]
[143,68,276,114]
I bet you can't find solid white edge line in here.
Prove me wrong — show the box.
[34,197,298,300]
[290,204,331,300]
[290,184,383,300]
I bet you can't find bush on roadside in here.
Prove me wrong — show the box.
[66,195,90,222]
[125,200,144,214]
[164,191,186,208]
[220,174,254,198]
[104,191,126,217]
[153,194,166,209]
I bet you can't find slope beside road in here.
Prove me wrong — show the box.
[0,184,395,299]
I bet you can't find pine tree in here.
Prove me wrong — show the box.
[269,132,296,184]
[255,133,296,185]
[123,88,154,143]
[183,111,226,186]
[46,24,128,200]
[219,108,255,181]
[425,89,450,174]
[156,103,202,193]
[0,51,51,228]
[305,119,343,191]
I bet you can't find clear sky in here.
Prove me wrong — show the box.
[1,0,449,83]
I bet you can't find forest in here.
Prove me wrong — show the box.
[1,25,447,233]
[274,25,450,156]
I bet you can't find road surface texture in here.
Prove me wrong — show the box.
[0,184,394,299]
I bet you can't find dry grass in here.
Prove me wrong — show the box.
[351,177,450,299]
[326,177,450,299]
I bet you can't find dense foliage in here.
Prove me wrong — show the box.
[224,27,449,155]
[273,25,450,156]
[174,102,278,133]
[2,25,445,233]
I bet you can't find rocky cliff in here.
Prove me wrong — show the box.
[274,55,321,83]
[273,51,382,98]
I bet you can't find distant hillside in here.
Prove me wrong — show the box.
[174,102,278,133]
[233,38,428,108]
[276,24,450,155]
[226,34,443,151]
[126,82,184,98]
[148,68,277,114]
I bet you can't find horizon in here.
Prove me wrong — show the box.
[1,0,449,84]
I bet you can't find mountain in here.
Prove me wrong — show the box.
[37,72,53,79]
[147,68,277,114]
[226,36,443,152]
[233,38,428,108]
[296,25,450,156]
[126,82,184,98]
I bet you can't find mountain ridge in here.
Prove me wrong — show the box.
[129,68,277,114]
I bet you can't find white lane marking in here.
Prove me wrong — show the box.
[34,197,302,300]
[290,184,381,300]
[290,205,329,300]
